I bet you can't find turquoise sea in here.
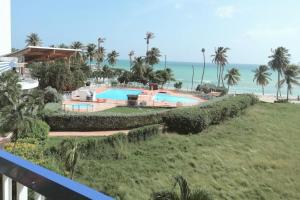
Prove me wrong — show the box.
[107,60,300,96]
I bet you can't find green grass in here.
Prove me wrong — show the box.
[100,106,170,114]
[47,103,300,199]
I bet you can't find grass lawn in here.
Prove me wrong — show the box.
[47,103,300,199]
[100,106,170,114]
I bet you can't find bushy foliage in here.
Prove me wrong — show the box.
[4,139,46,165]
[174,81,183,89]
[163,94,258,134]
[18,119,49,141]
[196,83,228,96]
[127,124,160,143]
[44,111,166,131]
[44,86,62,103]
[29,60,88,92]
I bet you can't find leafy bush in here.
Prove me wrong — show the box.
[43,103,62,114]
[196,83,228,96]
[174,81,183,89]
[274,99,289,103]
[44,86,62,103]
[163,94,258,134]
[44,111,167,131]
[18,119,49,141]
[127,124,161,143]
[4,140,46,165]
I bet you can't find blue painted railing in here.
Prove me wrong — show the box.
[0,149,114,200]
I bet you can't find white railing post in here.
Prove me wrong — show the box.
[17,182,28,200]
[2,175,12,200]
[34,192,45,200]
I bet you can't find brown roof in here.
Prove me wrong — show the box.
[5,46,82,62]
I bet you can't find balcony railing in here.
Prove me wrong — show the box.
[0,149,113,200]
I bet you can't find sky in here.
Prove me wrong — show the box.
[12,0,300,64]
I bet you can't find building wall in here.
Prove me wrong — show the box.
[0,0,12,56]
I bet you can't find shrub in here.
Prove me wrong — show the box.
[18,119,49,141]
[4,141,46,165]
[196,83,228,96]
[44,86,62,104]
[45,111,167,131]
[174,81,183,89]
[127,124,161,143]
[163,94,258,134]
[274,99,288,103]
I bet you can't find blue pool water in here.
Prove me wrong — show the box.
[67,103,93,109]
[96,89,142,100]
[154,93,199,104]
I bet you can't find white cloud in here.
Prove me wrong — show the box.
[244,27,300,39]
[216,5,236,18]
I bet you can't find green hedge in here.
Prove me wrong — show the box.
[163,94,258,134]
[48,125,161,160]
[127,124,160,143]
[19,119,49,141]
[45,111,166,131]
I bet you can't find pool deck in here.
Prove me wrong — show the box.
[64,86,207,112]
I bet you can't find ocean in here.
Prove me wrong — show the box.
[106,60,300,97]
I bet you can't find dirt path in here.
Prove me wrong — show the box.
[49,130,129,137]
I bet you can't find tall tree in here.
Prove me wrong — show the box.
[200,48,206,85]
[131,57,147,84]
[70,41,83,49]
[25,33,42,46]
[128,50,135,66]
[211,47,230,87]
[253,65,271,95]
[107,50,119,67]
[144,32,155,53]
[58,43,69,48]
[145,47,161,67]
[191,65,195,90]
[268,47,290,100]
[86,43,97,68]
[224,68,240,91]
[280,64,300,100]
[151,176,213,200]
[96,47,106,68]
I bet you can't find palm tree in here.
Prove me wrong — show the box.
[96,47,106,68]
[211,47,230,87]
[63,140,79,180]
[131,57,147,83]
[25,33,42,46]
[145,47,161,67]
[200,48,206,85]
[151,176,213,200]
[191,65,195,90]
[58,43,68,48]
[253,65,271,95]
[224,68,240,91]
[86,43,97,68]
[280,65,300,100]
[128,50,135,66]
[97,37,106,49]
[70,41,83,49]
[145,32,155,53]
[268,47,290,100]
[107,50,119,67]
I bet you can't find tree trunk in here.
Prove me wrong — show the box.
[262,85,264,96]
[287,86,289,101]
[227,85,230,92]
[277,71,280,100]
[221,66,225,87]
[217,65,219,86]
[200,52,206,85]
[191,65,195,91]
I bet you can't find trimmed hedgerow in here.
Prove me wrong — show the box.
[127,124,161,143]
[44,111,166,131]
[163,94,258,134]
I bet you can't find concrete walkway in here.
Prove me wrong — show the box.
[49,130,129,137]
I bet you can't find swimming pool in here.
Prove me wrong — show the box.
[154,93,199,104]
[96,89,142,100]
[67,103,93,109]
